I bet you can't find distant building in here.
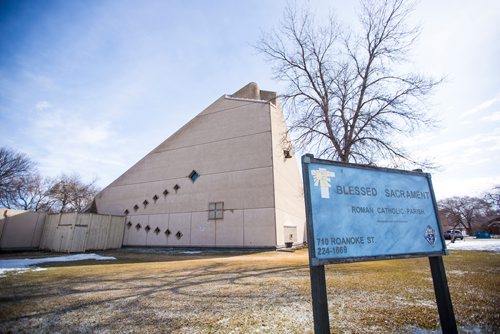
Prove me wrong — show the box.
[94,83,306,248]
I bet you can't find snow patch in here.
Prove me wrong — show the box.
[445,238,500,252]
[0,253,116,277]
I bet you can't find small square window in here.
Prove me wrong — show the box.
[208,202,224,220]
[189,170,200,182]
[175,231,183,239]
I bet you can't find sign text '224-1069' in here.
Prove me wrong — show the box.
[306,162,445,264]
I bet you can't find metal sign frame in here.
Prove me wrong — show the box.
[302,154,457,334]
[302,155,447,266]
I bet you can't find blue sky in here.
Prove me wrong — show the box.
[0,0,499,200]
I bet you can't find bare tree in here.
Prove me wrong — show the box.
[48,174,99,213]
[438,196,491,235]
[0,173,53,211]
[258,0,440,167]
[483,185,500,214]
[0,147,34,199]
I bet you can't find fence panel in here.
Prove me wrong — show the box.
[109,216,125,249]
[1,212,124,252]
[0,210,47,250]
[70,225,88,253]
[40,214,61,250]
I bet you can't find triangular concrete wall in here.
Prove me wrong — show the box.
[95,83,305,248]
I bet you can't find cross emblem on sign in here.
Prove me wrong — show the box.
[311,168,335,199]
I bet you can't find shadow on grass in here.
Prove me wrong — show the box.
[0,257,309,333]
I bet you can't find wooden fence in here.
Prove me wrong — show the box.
[0,209,47,250]
[39,213,125,253]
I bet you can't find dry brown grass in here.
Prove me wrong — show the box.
[0,249,498,333]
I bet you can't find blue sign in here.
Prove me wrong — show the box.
[303,156,446,265]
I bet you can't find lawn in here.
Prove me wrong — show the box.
[0,248,498,333]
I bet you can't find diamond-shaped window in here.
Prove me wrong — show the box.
[163,189,169,197]
[124,209,129,215]
[154,227,161,234]
[135,223,142,230]
[175,231,183,239]
[173,184,180,192]
[143,200,149,208]
[189,170,200,182]
[165,229,171,236]
[133,204,139,212]
[152,194,159,203]
[127,221,132,228]
[145,225,151,232]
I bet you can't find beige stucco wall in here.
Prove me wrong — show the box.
[95,83,305,248]
[269,104,306,246]
[96,91,278,247]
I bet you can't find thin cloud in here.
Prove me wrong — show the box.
[35,101,51,111]
[480,111,500,122]
[460,93,500,118]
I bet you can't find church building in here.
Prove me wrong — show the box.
[94,82,306,248]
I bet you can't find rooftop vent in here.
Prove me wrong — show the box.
[230,82,277,104]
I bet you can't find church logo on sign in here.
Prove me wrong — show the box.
[311,168,335,199]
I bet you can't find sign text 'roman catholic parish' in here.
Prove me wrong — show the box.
[307,156,445,265]
[302,155,457,334]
